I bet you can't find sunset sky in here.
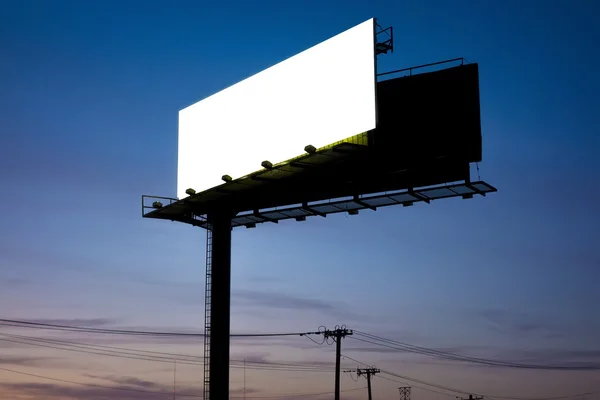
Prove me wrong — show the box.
[1,0,599,399]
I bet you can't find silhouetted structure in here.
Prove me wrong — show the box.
[357,367,380,400]
[458,395,484,400]
[142,25,496,400]
[323,327,353,400]
[399,386,411,400]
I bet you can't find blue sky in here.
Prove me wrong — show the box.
[1,0,599,399]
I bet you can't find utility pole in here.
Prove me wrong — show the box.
[173,358,176,400]
[457,395,484,400]
[322,326,353,400]
[357,368,380,400]
[398,386,411,400]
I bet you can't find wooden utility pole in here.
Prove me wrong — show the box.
[322,326,353,400]
[354,368,380,400]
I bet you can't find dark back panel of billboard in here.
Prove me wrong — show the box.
[372,63,482,169]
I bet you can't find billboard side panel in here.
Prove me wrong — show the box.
[177,19,376,198]
[373,64,482,168]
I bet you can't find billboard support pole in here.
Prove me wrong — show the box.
[206,211,233,400]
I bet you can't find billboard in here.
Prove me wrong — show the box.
[177,18,377,199]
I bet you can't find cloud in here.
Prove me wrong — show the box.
[233,289,336,312]
[490,348,600,369]
[477,308,562,338]
[277,388,366,400]
[82,374,163,389]
[360,341,600,371]
[0,370,203,399]
[0,377,264,400]
[2,277,29,287]
[230,386,261,395]
[26,317,120,328]
[0,328,202,351]
[0,381,201,399]
[243,274,285,284]
[346,326,600,370]
[229,352,271,364]
[0,356,59,367]
[231,289,373,323]
[231,334,327,350]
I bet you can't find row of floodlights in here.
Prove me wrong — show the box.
[151,191,475,211]
[151,144,319,209]
[243,209,359,229]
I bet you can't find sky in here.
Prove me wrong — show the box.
[1,0,600,399]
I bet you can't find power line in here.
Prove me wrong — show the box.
[0,366,202,397]
[0,336,203,366]
[0,337,328,373]
[0,333,333,373]
[1,331,202,360]
[0,319,318,338]
[486,393,600,400]
[0,366,367,399]
[379,368,473,395]
[352,330,599,370]
[340,354,371,366]
[6,323,596,400]
[342,354,600,400]
[377,374,456,398]
[0,331,330,368]
[235,387,367,399]
[352,331,600,371]
[341,353,472,395]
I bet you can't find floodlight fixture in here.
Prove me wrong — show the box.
[295,216,307,222]
[152,201,163,209]
[403,202,414,207]
[245,223,256,229]
[185,188,196,196]
[261,160,273,169]
[304,144,317,154]
[222,175,233,182]
[462,193,474,199]
[376,42,393,55]
[348,209,359,216]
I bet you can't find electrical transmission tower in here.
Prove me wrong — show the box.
[322,326,353,400]
[356,367,380,400]
[399,386,411,400]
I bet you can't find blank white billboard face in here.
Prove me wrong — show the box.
[177,18,376,198]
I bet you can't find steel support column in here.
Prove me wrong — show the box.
[207,212,233,400]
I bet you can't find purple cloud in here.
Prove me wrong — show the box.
[0,355,60,367]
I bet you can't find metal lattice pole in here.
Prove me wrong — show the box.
[399,387,411,400]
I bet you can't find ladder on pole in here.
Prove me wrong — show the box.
[203,226,213,400]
